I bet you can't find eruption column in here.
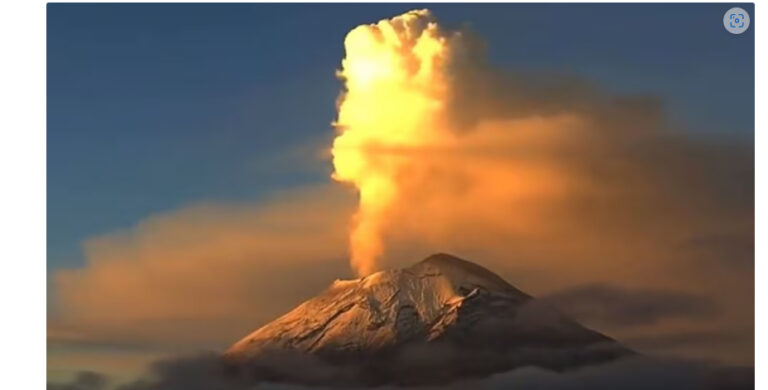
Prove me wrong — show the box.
[331,10,461,276]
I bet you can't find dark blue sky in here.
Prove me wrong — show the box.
[48,3,754,272]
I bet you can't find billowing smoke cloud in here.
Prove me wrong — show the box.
[331,9,465,276]
[330,6,751,299]
[327,9,752,365]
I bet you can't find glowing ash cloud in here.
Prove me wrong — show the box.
[331,10,463,276]
[329,9,753,329]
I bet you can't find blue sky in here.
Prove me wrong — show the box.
[48,3,754,273]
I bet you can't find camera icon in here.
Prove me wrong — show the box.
[729,13,745,29]
[723,7,750,34]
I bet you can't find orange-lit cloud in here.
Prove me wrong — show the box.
[50,185,357,349]
[329,9,752,363]
[330,10,752,283]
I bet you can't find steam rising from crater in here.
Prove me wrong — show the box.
[331,10,468,276]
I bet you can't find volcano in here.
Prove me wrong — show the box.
[224,253,633,386]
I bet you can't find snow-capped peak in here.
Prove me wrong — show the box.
[224,253,631,386]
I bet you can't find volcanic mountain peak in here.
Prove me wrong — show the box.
[225,253,632,386]
[340,253,529,313]
[409,253,530,296]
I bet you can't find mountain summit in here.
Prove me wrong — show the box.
[224,254,632,386]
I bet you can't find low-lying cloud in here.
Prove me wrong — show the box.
[542,283,717,328]
[49,354,753,390]
[48,371,110,390]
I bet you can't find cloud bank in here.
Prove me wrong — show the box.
[50,185,356,349]
[541,283,717,328]
[49,354,752,390]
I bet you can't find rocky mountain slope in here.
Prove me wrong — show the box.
[223,253,632,386]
